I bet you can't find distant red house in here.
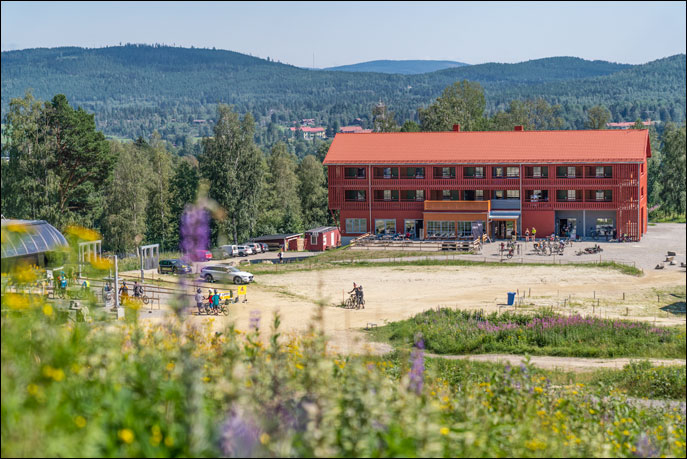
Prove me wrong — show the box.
[290,126,326,139]
[304,227,341,251]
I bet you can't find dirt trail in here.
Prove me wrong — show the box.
[424,353,686,372]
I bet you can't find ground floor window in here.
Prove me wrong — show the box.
[455,221,486,238]
[375,219,396,234]
[345,218,367,234]
[427,221,456,238]
[310,234,318,245]
[595,217,614,235]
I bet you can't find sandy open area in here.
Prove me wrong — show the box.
[157,263,685,356]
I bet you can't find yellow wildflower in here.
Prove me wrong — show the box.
[74,416,87,428]
[118,428,135,444]
[260,433,270,444]
[440,427,450,436]
[42,305,53,316]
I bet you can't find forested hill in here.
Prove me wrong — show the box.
[1,45,685,144]
[324,59,469,74]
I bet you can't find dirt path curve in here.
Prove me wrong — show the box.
[425,353,686,372]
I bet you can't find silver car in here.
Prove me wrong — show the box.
[246,242,262,253]
[236,245,253,256]
[201,264,254,284]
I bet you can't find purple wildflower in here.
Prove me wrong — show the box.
[219,406,261,457]
[633,433,659,458]
[408,335,424,395]
[180,205,210,264]
[249,310,261,330]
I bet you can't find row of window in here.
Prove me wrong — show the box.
[344,189,614,202]
[343,166,614,180]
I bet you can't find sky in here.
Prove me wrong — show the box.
[1,1,685,68]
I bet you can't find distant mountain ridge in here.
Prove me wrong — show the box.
[323,59,469,74]
[1,45,684,143]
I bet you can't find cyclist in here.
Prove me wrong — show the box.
[356,285,365,309]
[212,289,220,315]
[195,288,204,315]
[207,289,214,313]
[81,279,91,293]
[119,281,129,302]
[133,281,143,300]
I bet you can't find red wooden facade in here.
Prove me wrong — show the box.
[304,227,341,251]
[323,129,650,241]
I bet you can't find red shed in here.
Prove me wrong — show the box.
[304,226,341,251]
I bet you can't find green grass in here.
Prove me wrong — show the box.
[249,256,643,276]
[381,351,686,400]
[648,212,686,223]
[368,308,686,359]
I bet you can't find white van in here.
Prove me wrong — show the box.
[220,245,239,257]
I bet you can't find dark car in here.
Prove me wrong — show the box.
[158,259,192,275]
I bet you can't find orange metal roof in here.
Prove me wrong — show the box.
[323,129,651,165]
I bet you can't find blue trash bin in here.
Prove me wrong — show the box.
[507,292,516,306]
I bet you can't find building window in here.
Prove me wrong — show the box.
[427,221,456,238]
[434,167,456,179]
[374,167,398,179]
[464,190,485,201]
[345,168,366,179]
[596,218,613,234]
[464,167,484,178]
[493,167,505,178]
[401,190,424,201]
[493,190,505,199]
[345,219,366,234]
[527,190,548,202]
[591,166,612,178]
[529,166,548,178]
[557,190,579,201]
[310,234,318,245]
[375,219,396,234]
[345,190,366,201]
[441,190,460,200]
[506,167,519,178]
[374,190,399,201]
[506,190,520,199]
[402,167,425,178]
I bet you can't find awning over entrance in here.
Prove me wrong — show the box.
[488,211,521,221]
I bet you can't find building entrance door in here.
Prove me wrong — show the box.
[404,220,416,239]
[558,218,577,238]
[415,220,423,239]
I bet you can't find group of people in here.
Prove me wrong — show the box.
[347,282,365,308]
[524,227,537,242]
[195,288,224,315]
[116,281,144,302]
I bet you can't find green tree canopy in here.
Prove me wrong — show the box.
[418,80,486,132]
[199,105,264,244]
[586,105,611,129]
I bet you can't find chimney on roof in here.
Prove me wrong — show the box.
[453,124,461,132]
[514,125,524,131]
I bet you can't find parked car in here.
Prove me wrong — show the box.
[200,264,254,284]
[158,259,192,275]
[219,245,239,257]
[189,249,213,262]
[246,242,262,254]
[236,245,253,257]
[259,243,270,252]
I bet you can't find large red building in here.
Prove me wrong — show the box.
[323,126,650,241]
